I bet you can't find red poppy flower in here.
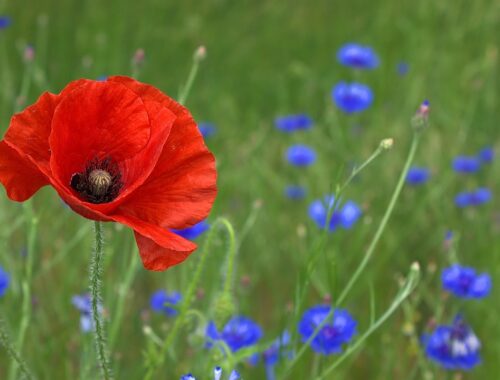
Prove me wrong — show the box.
[0,76,217,271]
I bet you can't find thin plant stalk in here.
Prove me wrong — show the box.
[0,318,34,380]
[336,132,420,305]
[90,221,112,380]
[7,202,37,380]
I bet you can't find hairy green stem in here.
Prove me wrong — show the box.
[336,133,420,305]
[90,221,112,380]
[178,47,205,104]
[8,202,37,380]
[0,318,34,380]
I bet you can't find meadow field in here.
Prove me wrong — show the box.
[0,0,498,379]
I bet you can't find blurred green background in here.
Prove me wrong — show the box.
[0,0,498,379]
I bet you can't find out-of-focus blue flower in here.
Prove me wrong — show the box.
[0,16,12,29]
[308,196,362,232]
[275,114,313,133]
[181,367,240,380]
[442,264,491,299]
[397,62,409,76]
[206,316,262,353]
[336,43,379,69]
[72,293,103,333]
[198,122,217,138]
[150,290,181,316]
[406,167,430,185]
[286,145,316,167]
[332,82,373,114]
[298,305,357,355]
[452,156,481,174]
[284,185,306,200]
[262,330,292,366]
[423,316,481,370]
[97,75,108,81]
[477,146,494,163]
[455,188,492,208]
[172,220,210,240]
[0,266,10,297]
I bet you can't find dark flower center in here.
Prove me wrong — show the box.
[70,157,123,204]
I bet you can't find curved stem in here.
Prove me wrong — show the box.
[90,221,112,380]
[0,318,34,380]
[336,133,420,306]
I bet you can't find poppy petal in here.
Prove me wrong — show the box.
[49,80,152,189]
[0,141,48,201]
[111,214,196,271]
[4,92,58,175]
[116,122,217,229]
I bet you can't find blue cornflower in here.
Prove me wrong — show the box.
[72,294,103,333]
[452,156,481,174]
[0,266,10,297]
[150,290,181,316]
[336,43,379,69]
[275,114,313,132]
[406,167,430,185]
[286,145,316,167]
[284,185,306,200]
[397,62,409,76]
[97,75,108,81]
[332,82,373,114]
[298,305,357,355]
[442,264,491,299]
[454,188,492,208]
[0,16,12,29]
[308,196,362,232]
[206,316,262,353]
[172,220,210,240]
[423,316,481,370]
[180,367,240,380]
[477,146,494,163]
[198,122,217,138]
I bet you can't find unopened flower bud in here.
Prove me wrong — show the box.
[194,45,206,62]
[411,100,430,131]
[380,138,394,150]
[133,48,145,66]
[23,45,35,63]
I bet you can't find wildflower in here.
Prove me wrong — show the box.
[71,293,103,333]
[298,305,357,355]
[332,82,373,114]
[0,16,11,29]
[206,316,262,353]
[452,156,481,174]
[411,100,430,131]
[308,195,362,231]
[23,45,35,63]
[0,77,217,271]
[172,220,210,240]
[180,367,240,380]
[286,145,316,167]
[406,167,430,185]
[442,264,491,299]
[0,266,9,297]
[150,290,182,316]
[96,75,108,81]
[198,122,217,138]
[454,188,492,208]
[336,43,379,69]
[275,114,313,132]
[284,185,306,200]
[423,315,481,370]
[477,146,494,163]
[397,62,409,76]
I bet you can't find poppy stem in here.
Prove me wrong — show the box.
[90,221,113,380]
[178,46,206,105]
[0,318,34,379]
[336,132,421,306]
[7,201,37,380]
